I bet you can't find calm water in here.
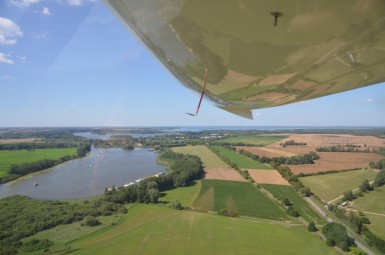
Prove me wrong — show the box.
[74,132,167,139]
[0,147,165,200]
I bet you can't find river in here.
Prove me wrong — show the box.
[0,147,165,200]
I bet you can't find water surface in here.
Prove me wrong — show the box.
[0,147,164,200]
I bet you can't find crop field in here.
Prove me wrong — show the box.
[248,170,289,185]
[193,180,286,220]
[270,134,385,147]
[212,146,272,169]
[299,169,378,203]
[0,148,77,177]
[262,184,325,224]
[159,180,202,207]
[217,135,287,146]
[237,146,297,157]
[352,186,385,239]
[70,204,338,255]
[0,138,37,144]
[172,146,229,168]
[204,168,247,182]
[280,147,384,174]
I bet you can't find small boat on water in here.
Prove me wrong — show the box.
[33,182,38,187]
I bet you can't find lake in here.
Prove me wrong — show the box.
[0,147,165,200]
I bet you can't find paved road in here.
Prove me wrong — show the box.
[304,197,377,255]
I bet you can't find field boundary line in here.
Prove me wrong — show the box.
[327,181,374,204]
[345,208,385,217]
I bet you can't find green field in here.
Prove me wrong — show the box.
[159,180,201,207]
[300,170,378,203]
[262,184,325,224]
[352,186,385,239]
[212,146,272,169]
[193,180,286,220]
[217,135,287,146]
[69,204,338,255]
[0,148,78,177]
[172,145,229,168]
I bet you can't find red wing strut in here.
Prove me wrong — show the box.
[186,69,208,116]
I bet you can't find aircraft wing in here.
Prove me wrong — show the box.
[104,0,385,119]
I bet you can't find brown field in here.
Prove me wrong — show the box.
[0,138,38,144]
[270,134,385,148]
[248,170,289,185]
[204,168,248,182]
[287,152,384,175]
[236,146,297,158]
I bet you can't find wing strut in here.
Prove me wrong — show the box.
[186,68,208,116]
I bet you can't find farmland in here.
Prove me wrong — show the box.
[248,170,289,185]
[0,148,78,177]
[217,135,287,146]
[172,145,229,168]
[69,204,338,255]
[159,180,202,207]
[237,146,297,157]
[204,168,248,182]
[193,180,286,220]
[270,134,385,147]
[212,146,272,169]
[262,184,325,224]
[299,169,378,202]
[352,185,385,239]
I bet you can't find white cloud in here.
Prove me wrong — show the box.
[8,0,41,7]
[40,7,51,16]
[0,52,14,64]
[67,0,82,5]
[2,75,15,80]
[66,0,97,6]
[0,17,23,45]
[353,98,375,103]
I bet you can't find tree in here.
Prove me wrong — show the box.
[282,198,291,206]
[308,222,317,232]
[82,216,101,226]
[343,190,354,201]
[373,170,385,187]
[359,179,372,192]
[171,200,182,210]
[300,187,312,197]
[147,188,159,203]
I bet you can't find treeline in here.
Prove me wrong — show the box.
[276,165,311,196]
[238,148,319,165]
[1,143,91,183]
[104,150,203,204]
[316,146,367,153]
[322,222,354,251]
[369,159,385,171]
[329,204,385,254]
[282,140,307,147]
[0,195,126,255]
[0,142,80,151]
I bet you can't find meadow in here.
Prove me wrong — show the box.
[159,180,201,208]
[0,148,77,177]
[262,184,325,224]
[352,185,385,239]
[217,135,287,146]
[193,180,286,220]
[69,204,338,255]
[212,146,272,169]
[299,169,378,203]
[172,145,229,168]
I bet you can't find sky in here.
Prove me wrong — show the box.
[0,0,384,127]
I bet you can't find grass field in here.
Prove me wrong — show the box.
[212,146,272,169]
[69,204,338,255]
[0,148,78,177]
[262,184,325,224]
[299,170,378,203]
[172,145,229,168]
[352,186,385,239]
[159,180,201,208]
[193,180,286,220]
[217,135,287,146]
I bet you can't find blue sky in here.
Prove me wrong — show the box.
[0,0,384,127]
